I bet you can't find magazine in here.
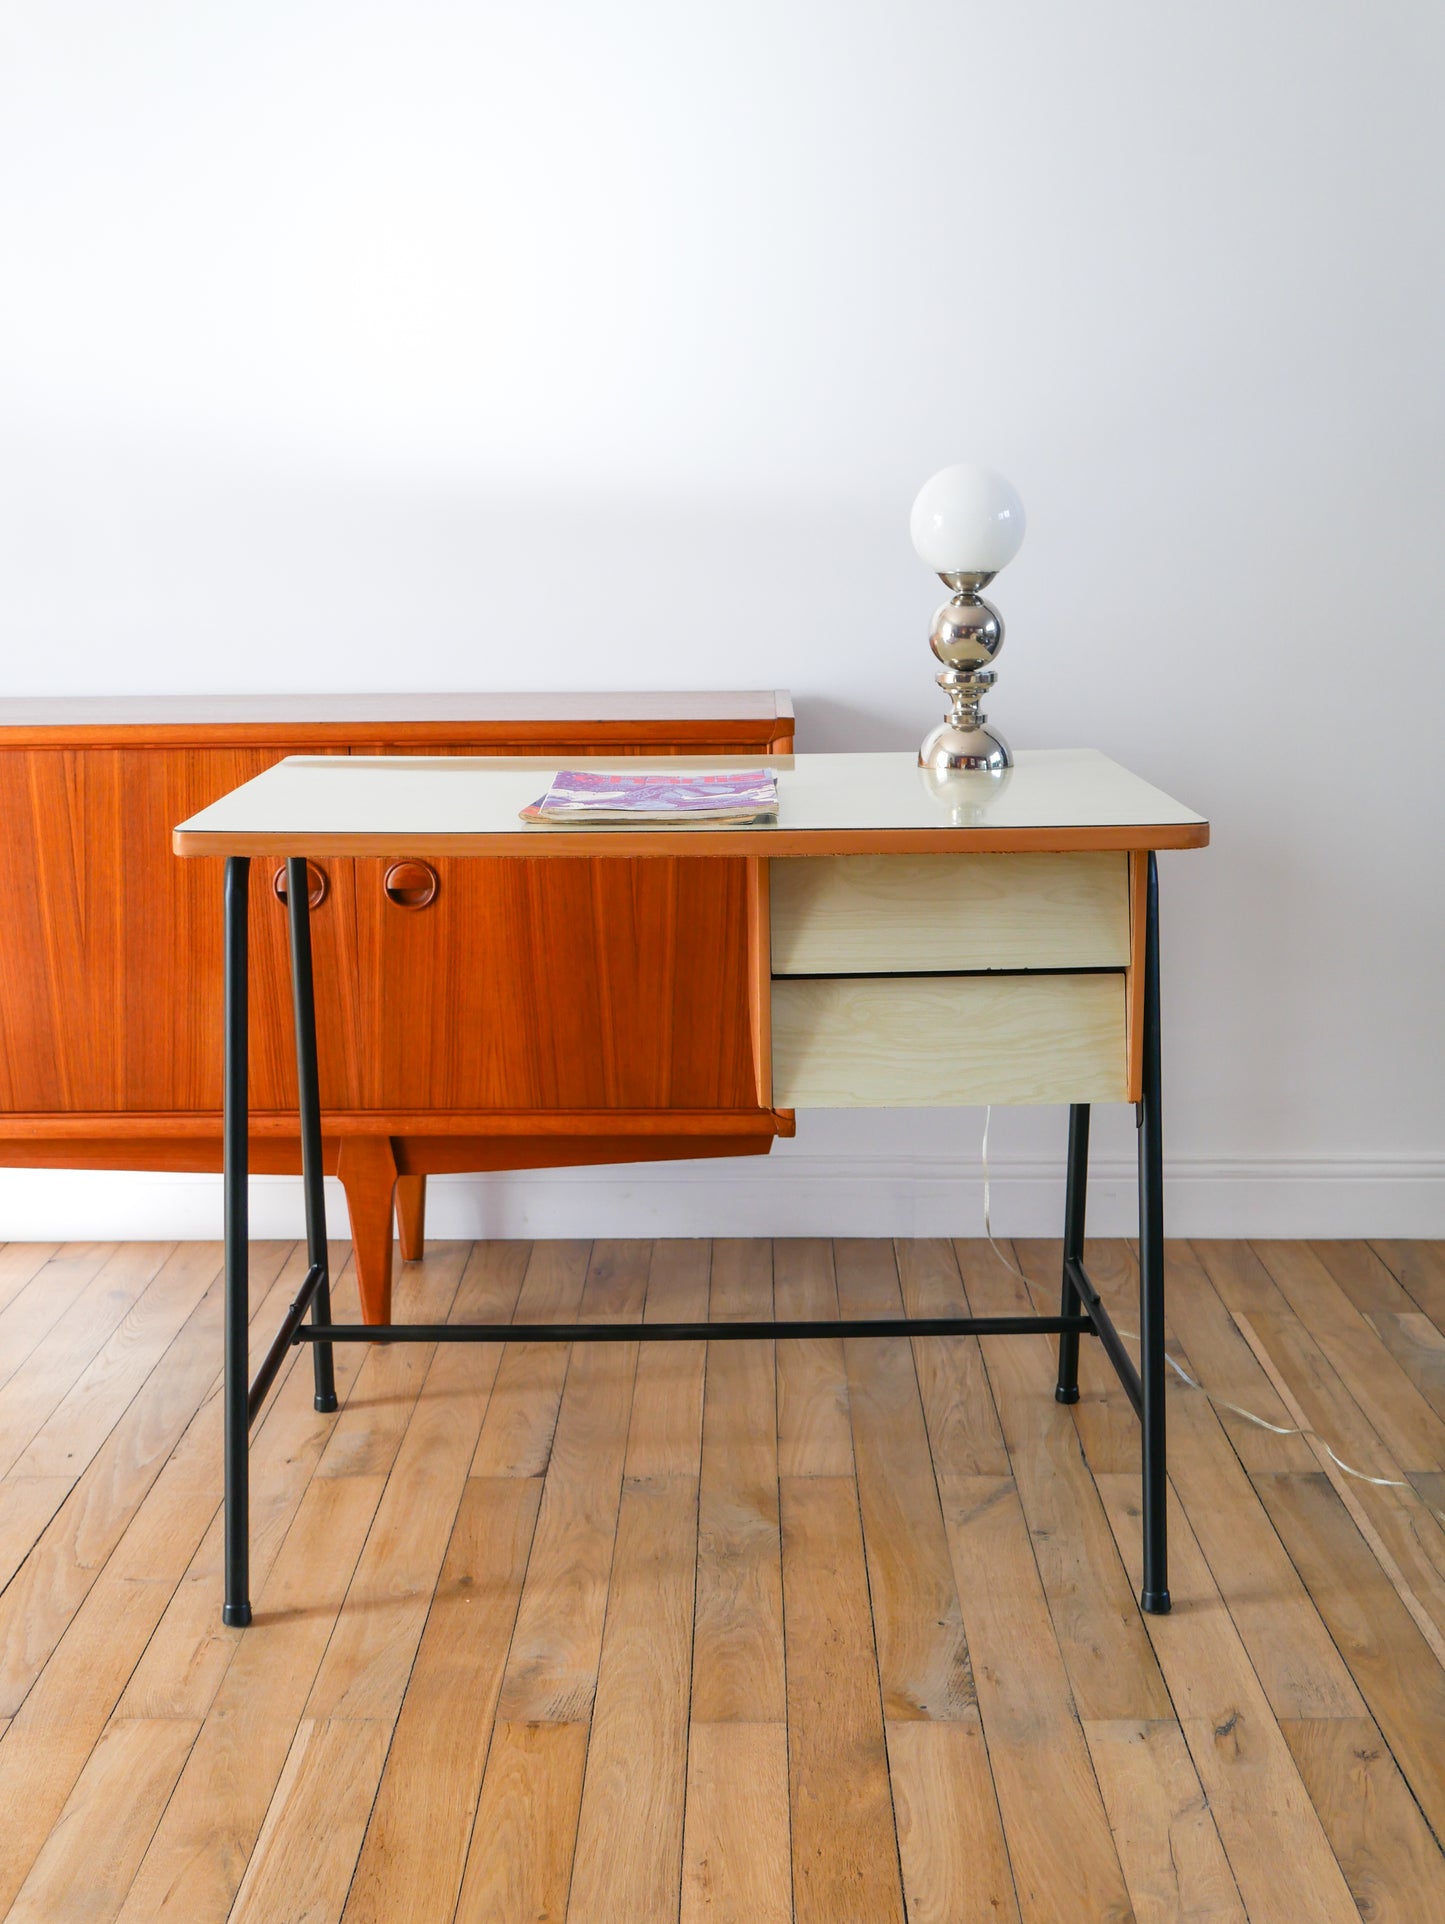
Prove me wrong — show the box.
[520,767,778,825]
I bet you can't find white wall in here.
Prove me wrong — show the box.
[1,0,1442,1239]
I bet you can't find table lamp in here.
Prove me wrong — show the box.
[911,464,1026,772]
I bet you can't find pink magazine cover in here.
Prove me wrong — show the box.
[520,767,778,824]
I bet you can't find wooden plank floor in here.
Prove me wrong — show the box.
[1,1235,1444,1922]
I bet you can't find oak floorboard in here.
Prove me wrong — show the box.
[493,1246,648,1724]
[1372,1239,1445,1327]
[835,1237,975,1721]
[228,1715,394,1924]
[305,1245,524,1725]
[8,1235,1445,1923]
[340,1477,542,1924]
[773,1238,852,1477]
[1282,1716,1445,1924]
[4,1714,200,1924]
[1159,1240,1319,1476]
[1252,1240,1445,1472]
[13,1244,224,1492]
[0,1575,183,1915]
[708,1236,773,1319]
[114,1471,385,1924]
[469,1240,588,1478]
[781,1473,905,1924]
[681,1722,791,1924]
[1318,1236,1445,1423]
[958,1238,1172,1723]
[0,1250,363,1921]
[1364,1312,1445,1423]
[0,1244,297,1597]
[1314,1239,1426,1319]
[0,1240,175,1480]
[1084,1718,1246,1924]
[937,1473,1133,1924]
[1057,1239,1366,1721]
[1228,1302,1445,1657]
[453,1719,589,1924]
[1014,1236,1143,1476]
[887,1716,1021,1924]
[0,1239,294,1677]
[315,1240,472,1480]
[1097,1474,1362,1924]
[1252,1468,1445,1844]
[1147,1373,1365,1721]
[222,1248,525,1924]
[0,1247,304,1912]
[893,1237,1010,1476]
[114,1254,367,1723]
[626,1238,710,1478]
[0,1242,121,1397]
[1195,1242,1427,1483]
[568,1472,699,1924]
[0,1241,62,1323]
[692,1230,783,1725]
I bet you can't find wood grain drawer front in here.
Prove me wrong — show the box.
[771,973,1128,1107]
[769,852,1129,976]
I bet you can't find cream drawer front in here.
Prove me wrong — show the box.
[771,973,1127,1107]
[770,852,1129,975]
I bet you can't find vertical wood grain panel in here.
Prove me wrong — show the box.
[0,746,358,1114]
[350,853,757,1112]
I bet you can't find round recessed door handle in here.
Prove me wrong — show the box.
[383,859,439,909]
[272,861,328,911]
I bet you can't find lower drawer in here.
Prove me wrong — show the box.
[771,973,1128,1107]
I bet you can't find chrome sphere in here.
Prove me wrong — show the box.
[929,594,1003,670]
[919,717,1012,774]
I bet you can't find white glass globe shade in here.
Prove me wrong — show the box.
[910,465,1026,576]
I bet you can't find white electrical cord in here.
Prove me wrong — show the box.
[978,1107,1411,1493]
[979,1105,1032,1283]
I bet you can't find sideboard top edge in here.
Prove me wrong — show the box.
[0,690,793,744]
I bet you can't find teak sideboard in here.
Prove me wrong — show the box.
[0,692,794,1320]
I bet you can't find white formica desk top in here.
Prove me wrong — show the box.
[174,749,1209,859]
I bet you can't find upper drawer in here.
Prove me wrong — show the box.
[770,852,1129,976]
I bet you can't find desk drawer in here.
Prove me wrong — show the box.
[770,853,1129,976]
[771,973,1127,1107]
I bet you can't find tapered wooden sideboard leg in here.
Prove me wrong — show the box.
[395,1174,427,1264]
[338,1136,399,1324]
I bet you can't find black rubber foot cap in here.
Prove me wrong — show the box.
[1054,1385,1081,1405]
[223,1601,253,1628]
[314,1393,339,1413]
[1140,1589,1172,1616]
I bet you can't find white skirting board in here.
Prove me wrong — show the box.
[0,1154,1441,1242]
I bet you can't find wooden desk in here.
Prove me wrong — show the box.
[175,749,1208,1627]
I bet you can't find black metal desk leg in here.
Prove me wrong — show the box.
[1055,1103,1090,1403]
[1138,851,1170,1615]
[286,858,337,1414]
[223,857,253,1628]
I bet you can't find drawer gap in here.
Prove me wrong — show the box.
[772,964,1127,982]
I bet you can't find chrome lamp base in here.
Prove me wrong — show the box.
[917,572,1014,774]
[918,713,1012,773]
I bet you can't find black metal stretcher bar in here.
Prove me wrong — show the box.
[221,851,1171,1627]
[292,1314,1097,1344]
